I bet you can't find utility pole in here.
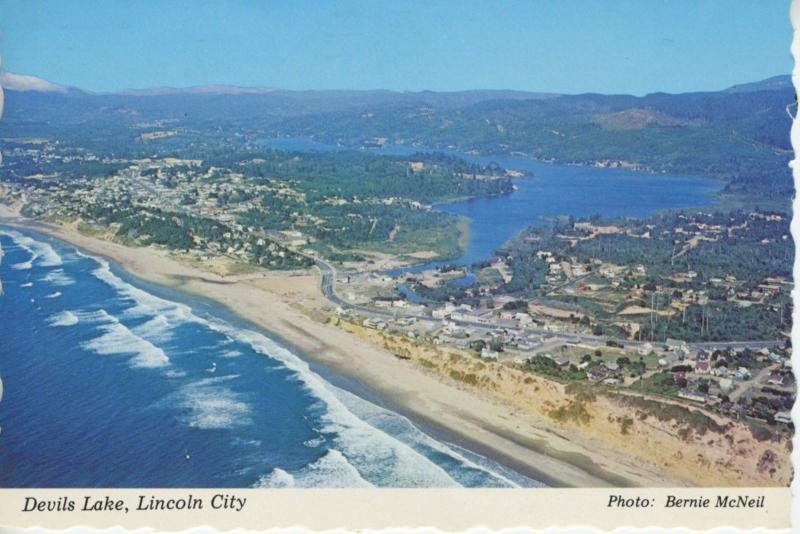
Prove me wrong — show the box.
[700,303,710,338]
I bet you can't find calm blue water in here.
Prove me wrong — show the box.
[0,227,539,488]
[258,138,722,273]
[433,157,720,269]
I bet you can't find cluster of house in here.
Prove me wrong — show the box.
[535,248,637,289]
[354,302,551,361]
[373,296,427,316]
[650,339,794,425]
[542,213,791,320]
[584,360,623,384]
[430,301,535,328]
[349,301,795,427]
[431,321,514,356]
[718,391,794,427]
[364,293,541,334]
[361,317,388,330]
[656,339,790,377]
[13,155,322,267]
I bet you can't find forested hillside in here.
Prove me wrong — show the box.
[1,75,793,204]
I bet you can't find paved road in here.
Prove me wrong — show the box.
[314,258,783,351]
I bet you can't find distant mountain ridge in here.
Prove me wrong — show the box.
[722,75,792,94]
[0,71,555,102]
[0,70,793,204]
[1,70,790,98]
[116,85,281,96]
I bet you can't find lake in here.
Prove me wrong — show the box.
[258,138,722,274]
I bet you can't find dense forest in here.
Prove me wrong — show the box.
[493,209,793,341]
[1,75,793,206]
[270,85,792,202]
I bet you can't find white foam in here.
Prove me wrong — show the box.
[207,321,461,488]
[72,309,114,323]
[0,230,62,268]
[333,385,524,488]
[258,468,295,488]
[41,269,74,286]
[220,349,242,358]
[69,249,521,487]
[20,282,32,288]
[255,449,374,488]
[81,309,170,368]
[303,437,325,448]
[88,258,195,325]
[132,314,174,343]
[47,310,79,327]
[174,375,251,429]
[44,291,62,299]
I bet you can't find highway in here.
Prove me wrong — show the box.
[313,258,783,352]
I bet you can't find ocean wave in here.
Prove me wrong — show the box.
[206,321,461,487]
[173,375,251,430]
[257,468,295,488]
[87,258,195,324]
[47,310,79,327]
[62,247,523,486]
[132,314,174,343]
[20,282,33,288]
[41,269,75,286]
[219,349,242,358]
[72,309,115,322]
[334,385,526,488]
[255,449,374,488]
[80,309,170,368]
[0,230,63,268]
[44,291,62,299]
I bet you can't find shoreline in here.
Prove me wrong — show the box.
[95,250,554,486]
[1,213,694,488]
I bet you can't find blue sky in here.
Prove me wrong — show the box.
[0,0,792,94]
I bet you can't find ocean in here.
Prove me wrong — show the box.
[0,227,540,488]
[0,146,720,488]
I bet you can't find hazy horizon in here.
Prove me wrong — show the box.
[1,69,790,97]
[0,0,791,96]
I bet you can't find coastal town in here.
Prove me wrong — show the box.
[4,5,800,534]
[332,273,793,434]
[0,136,793,443]
[3,34,799,490]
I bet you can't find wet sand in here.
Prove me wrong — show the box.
[0,208,696,488]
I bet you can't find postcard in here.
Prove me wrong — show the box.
[0,1,795,531]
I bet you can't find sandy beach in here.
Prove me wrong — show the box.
[0,202,791,488]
